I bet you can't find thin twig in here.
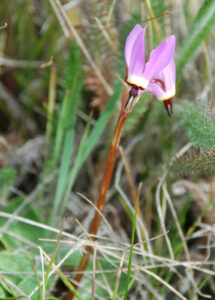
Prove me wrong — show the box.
[0,57,44,68]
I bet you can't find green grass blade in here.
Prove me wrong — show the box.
[80,83,123,166]
[51,75,81,224]
[176,0,215,78]
[58,112,93,222]
[120,269,140,300]
[31,260,42,300]
[123,189,139,299]
[52,41,82,168]
[51,91,71,169]
[55,269,84,300]
[50,42,83,224]
[44,222,64,286]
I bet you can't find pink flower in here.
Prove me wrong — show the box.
[145,59,175,100]
[124,24,176,116]
[125,24,176,90]
[144,59,176,116]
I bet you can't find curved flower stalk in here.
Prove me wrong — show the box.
[65,25,176,300]
[65,87,132,300]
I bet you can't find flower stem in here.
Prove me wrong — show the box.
[64,85,138,300]
[65,109,128,300]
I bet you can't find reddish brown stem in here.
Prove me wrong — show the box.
[65,109,128,300]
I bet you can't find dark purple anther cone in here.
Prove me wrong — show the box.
[124,87,139,111]
[129,86,139,97]
[164,99,173,117]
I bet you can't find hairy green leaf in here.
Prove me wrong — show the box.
[176,101,215,149]
[173,148,215,174]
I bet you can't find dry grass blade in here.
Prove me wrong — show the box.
[112,250,125,300]
[163,186,190,258]
[77,192,113,233]
[91,245,97,300]
[48,0,70,37]
[94,17,118,55]
[75,218,89,235]
[156,170,175,259]
[0,211,78,240]
[96,258,113,298]
[39,247,46,300]
[106,0,117,27]
[0,57,44,68]
[38,233,167,256]
[141,268,188,300]
[143,0,163,38]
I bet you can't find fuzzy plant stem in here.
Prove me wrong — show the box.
[65,87,137,300]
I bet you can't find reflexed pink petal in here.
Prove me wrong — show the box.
[124,24,146,67]
[143,35,176,81]
[128,29,146,75]
[160,59,175,93]
[148,59,176,100]
[143,83,165,99]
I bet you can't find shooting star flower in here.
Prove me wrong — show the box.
[124,24,176,116]
[144,59,176,117]
[125,24,175,90]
